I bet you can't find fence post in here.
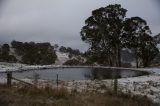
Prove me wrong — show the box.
[7,72,12,87]
[114,78,118,95]
[56,74,59,89]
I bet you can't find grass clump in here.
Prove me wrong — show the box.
[17,84,69,100]
[0,83,155,106]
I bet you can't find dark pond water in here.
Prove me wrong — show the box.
[5,68,149,80]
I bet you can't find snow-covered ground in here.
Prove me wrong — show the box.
[0,62,160,104]
[119,75,160,103]
[0,62,25,72]
[55,52,69,65]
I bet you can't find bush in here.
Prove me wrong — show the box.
[63,59,82,65]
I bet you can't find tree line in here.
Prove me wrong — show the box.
[11,40,57,65]
[81,4,159,67]
[0,43,17,62]
[0,41,84,65]
[0,41,57,65]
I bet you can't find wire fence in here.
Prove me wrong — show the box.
[0,72,36,87]
[0,70,118,94]
[0,71,60,89]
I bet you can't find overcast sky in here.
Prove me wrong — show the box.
[0,0,160,51]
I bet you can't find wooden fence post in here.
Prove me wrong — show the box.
[7,72,12,87]
[57,74,59,89]
[114,79,118,95]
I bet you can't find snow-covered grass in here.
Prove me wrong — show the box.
[118,75,160,103]
[0,62,25,72]
[0,62,160,103]
[0,83,154,106]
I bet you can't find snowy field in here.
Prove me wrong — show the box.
[0,62,160,104]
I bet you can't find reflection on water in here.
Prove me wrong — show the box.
[86,68,148,80]
[1,68,149,80]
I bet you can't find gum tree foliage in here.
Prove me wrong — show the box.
[59,46,81,56]
[138,35,159,67]
[154,33,160,44]
[54,44,59,50]
[63,59,82,65]
[11,41,57,65]
[123,17,159,67]
[0,44,17,62]
[1,44,10,55]
[11,40,24,55]
[81,4,127,66]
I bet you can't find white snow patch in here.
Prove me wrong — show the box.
[55,52,69,65]
[118,75,160,103]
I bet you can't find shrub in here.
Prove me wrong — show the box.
[63,59,82,65]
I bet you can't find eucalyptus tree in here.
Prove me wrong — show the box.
[1,44,10,55]
[123,17,159,67]
[81,4,127,66]
[138,34,159,67]
[154,33,160,44]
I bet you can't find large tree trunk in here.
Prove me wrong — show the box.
[143,61,148,67]
[118,48,121,67]
[117,47,121,67]
[143,59,149,67]
[108,56,113,66]
[135,48,139,68]
[136,56,138,68]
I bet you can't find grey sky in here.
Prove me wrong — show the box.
[0,0,160,51]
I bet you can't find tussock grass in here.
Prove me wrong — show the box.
[0,84,154,106]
